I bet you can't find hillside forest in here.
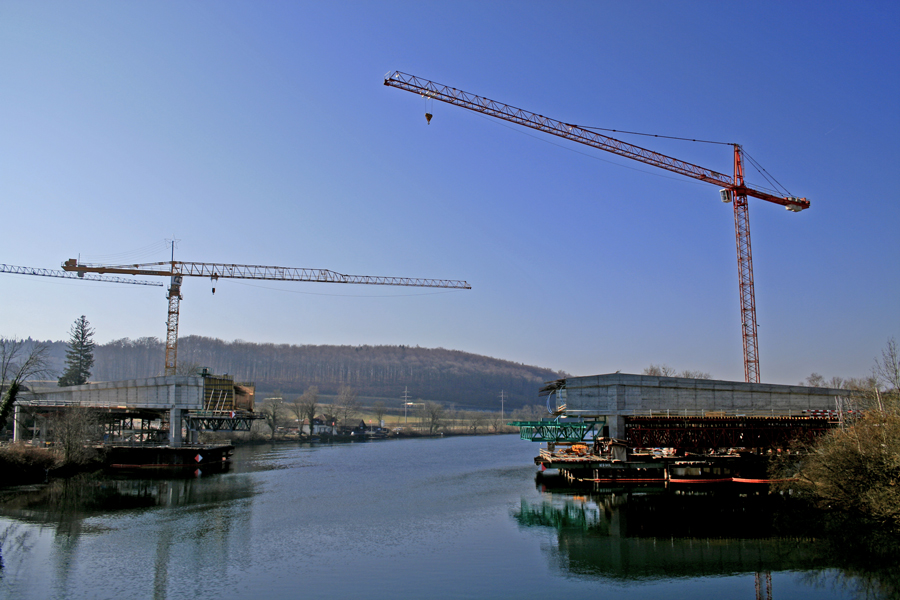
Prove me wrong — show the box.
[29,335,567,411]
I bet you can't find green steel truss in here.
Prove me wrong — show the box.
[186,412,260,432]
[507,419,605,443]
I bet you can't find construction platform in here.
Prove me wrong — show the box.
[535,443,775,485]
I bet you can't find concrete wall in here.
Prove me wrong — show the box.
[559,373,850,438]
[23,376,205,410]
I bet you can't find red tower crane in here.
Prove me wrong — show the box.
[62,257,471,376]
[384,71,809,383]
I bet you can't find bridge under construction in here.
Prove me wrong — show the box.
[510,373,853,484]
[13,371,258,469]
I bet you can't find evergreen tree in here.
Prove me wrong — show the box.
[58,315,95,386]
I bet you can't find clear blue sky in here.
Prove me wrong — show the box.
[1,1,897,386]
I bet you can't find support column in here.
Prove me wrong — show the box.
[608,414,626,441]
[169,407,183,447]
[167,381,183,447]
[12,403,22,443]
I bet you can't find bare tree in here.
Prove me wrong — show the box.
[803,373,826,388]
[53,407,101,464]
[372,400,387,427]
[422,401,444,434]
[513,404,547,421]
[333,386,360,428]
[643,364,677,377]
[261,394,285,440]
[875,337,900,392]
[468,411,486,434]
[175,361,204,376]
[845,376,878,393]
[679,370,711,379]
[644,364,711,379]
[1,337,52,432]
[487,410,505,433]
[291,386,320,438]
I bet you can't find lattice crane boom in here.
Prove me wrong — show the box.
[1,263,163,286]
[385,71,809,383]
[62,258,471,376]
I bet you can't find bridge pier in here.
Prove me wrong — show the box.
[168,407,183,447]
[608,415,625,440]
[12,403,22,443]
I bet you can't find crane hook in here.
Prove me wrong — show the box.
[423,94,434,124]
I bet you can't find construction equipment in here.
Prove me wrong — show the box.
[62,258,471,376]
[1,263,163,287]
[384,71,809,383]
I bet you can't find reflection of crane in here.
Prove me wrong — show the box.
[755,571,772,600]
[385,72,809,383]
[1,263,163,287]
[62,258,471,376]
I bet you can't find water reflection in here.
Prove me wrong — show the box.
[0,473,257,526]
[513,475,900,598]
[0,521,35,582]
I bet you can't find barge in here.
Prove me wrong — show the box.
[103,443,234,473]
[534,439,774,484]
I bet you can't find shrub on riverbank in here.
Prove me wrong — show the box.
[0,444,60,485]
[777,340,900,532]
[775,389,900,532]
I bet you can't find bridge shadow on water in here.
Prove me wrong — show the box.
[513,475,900,599]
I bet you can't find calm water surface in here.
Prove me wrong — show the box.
[0,436,892,599]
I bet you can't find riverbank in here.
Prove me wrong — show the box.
[0,444,104,486]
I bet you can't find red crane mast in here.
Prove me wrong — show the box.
[384,71,809,383]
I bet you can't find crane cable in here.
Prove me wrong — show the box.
[741,149,793,197]
[579,126,796,197]
[578,125,734,146]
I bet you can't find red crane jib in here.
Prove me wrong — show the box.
[383,71,809,211]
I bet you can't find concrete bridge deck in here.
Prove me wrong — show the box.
[542,373,851,439]
[15,376,254,446]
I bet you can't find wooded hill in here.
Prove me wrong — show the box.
[36,336,567,410]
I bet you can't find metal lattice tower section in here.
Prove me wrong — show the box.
[165,276,183,376]
[732,147,760,383]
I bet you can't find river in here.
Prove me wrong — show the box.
[0,435,895,599]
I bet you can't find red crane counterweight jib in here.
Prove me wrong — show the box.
[383,71,809,211]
